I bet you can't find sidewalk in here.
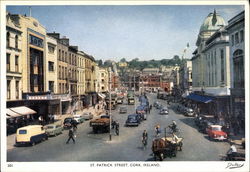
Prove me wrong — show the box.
[7,102,105,150]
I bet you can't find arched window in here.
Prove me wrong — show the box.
[7,32,10,47]
[15,35,18,49]
[233,49,244,88]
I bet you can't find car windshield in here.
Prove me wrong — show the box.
[212,127,221,131]
[128,115,136,120]
[47,126,54,129]
[120,107,126,110]
[65,118,72,122]
[19,130,27,134]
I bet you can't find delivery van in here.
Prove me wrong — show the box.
[16,125,48,146]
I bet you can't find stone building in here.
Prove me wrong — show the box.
[45,35,58,93]
[191,10,231,115]
[226,11,245,129]
[98,67,109,93]
[179,60,192,93]
[6,12,23,100]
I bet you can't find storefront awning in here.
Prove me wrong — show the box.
[6,108,22,117]
[8,106,37,116]
[98,93,106,99]
[186,93,214,103]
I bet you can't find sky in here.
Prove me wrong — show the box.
[6,5,244,61]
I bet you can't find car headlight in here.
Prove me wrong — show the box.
[214,134,217,137]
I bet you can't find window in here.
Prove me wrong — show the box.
[7,53,10,71]
[48,61,54,71]
[59,49,61,60]
[231,35,234,46]
[7,32,10,47]
[235,32,239,44]
[15,35,18,49]
[101,73,104,77]
[7,80,11,100]
[62,50,64,61]
[16,80,19,99]
[240,30,244,42]
[29,34,43,48]
[49,81,54,92]
[233,49,244,88]
[65,52,67,63]
[220,49,224,83]
[62,67,64,79]
[15,55,19,72]
[48,45,55,53]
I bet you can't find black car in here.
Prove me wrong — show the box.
[159,107,169,115]
[125,114,140,126]
[63,117,78,129]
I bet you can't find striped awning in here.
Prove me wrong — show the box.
[7,106,36,117]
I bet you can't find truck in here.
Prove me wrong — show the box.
[127,90,135,105]
[89,115,112,133]
[105,93,118,110]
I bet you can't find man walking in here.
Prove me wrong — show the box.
[66,127,75,144]
[115,121,119,136]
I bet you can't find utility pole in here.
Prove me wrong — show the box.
[109,67,112,141]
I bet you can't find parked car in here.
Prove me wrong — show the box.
[159,107,169,115]
[73,115,85,124]
[45,124,63,136]
[117,97,123,104]
[63,117,75,129]
[119,106,127,114]
[16,125,48,146]
[184,107,194,116]
[125,114,140,126]
[82,112,94,120]
[156,104,163,110]
[206,124,228,141]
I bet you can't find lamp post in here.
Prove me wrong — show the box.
[109,67,112,141]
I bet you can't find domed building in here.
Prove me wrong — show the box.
[190,10,232,118]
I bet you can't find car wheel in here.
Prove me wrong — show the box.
[31,141,35,146]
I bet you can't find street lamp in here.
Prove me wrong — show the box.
[108,67,112,141]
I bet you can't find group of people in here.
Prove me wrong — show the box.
[141,120,179,149]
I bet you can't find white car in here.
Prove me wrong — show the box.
[73,115,85,124]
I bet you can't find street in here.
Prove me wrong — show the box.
[7,93,230,161]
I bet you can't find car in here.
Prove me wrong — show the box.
[119,106,127,113]
[153,101,160,107]
[82,112,94,120]
[73,115,85,124]
[184,107,194,116]
[125,114,140,126]
[156,104,163,109]
[206,125,228,141]
[45,124,63,136]
[117,97,123,104]
[63,117,75,129]
[159,107,169,115]
[136,105,147,120]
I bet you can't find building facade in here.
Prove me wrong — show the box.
[77,51,86,95]
[6,13,23,100]
[179,60,192,93]
[45,35,58,93]
[98,67,109,93]
[227,11,245,129]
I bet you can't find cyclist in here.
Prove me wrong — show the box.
[155,124,161,137]
[142,130,148,149]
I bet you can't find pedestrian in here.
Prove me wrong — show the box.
[115,121,119,136]
[148,106,151,114]
[38,116,43,125]
[112,120,116,129]
[155,124,161,137]
[66,127,75,144]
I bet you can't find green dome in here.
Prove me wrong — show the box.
[199,10,226,33]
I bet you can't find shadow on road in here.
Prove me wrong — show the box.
[179,117,198,130]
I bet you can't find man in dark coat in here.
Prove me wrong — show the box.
[115,121,119,136]
[66,127,75,144]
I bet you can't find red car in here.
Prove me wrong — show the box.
[206,125,227,141]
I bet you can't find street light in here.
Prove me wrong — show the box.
[108,67,112,141]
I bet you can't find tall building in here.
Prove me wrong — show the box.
[6,12,23,100]
[77,51,86,95]
[179,60,192,93]
[45,35,58,93]
[98,67,109,93]
[68,46,78,96]
[226,11,245,128]
[191,10,231,115]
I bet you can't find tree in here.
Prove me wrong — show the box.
[120,58,127,62]
[97,59,103,66]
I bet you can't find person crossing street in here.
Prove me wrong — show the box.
[66,127,75,144]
